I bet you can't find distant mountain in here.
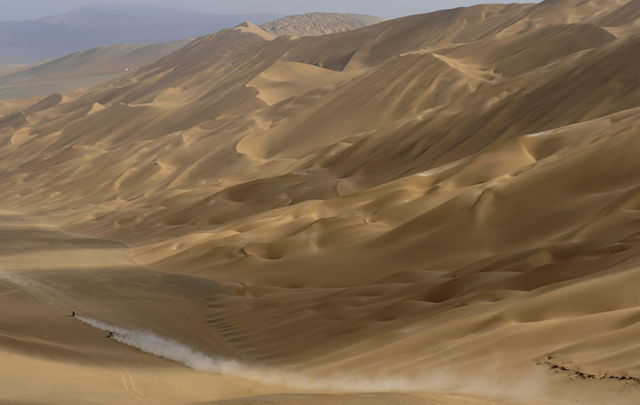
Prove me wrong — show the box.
[259,13,385,37]
[0,5,282,65]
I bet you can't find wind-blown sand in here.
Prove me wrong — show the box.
[2,0,640,403]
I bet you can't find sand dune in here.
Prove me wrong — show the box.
[247,61,365,105]
[0,40,190,100]
[234,21,275,41]
[2,0,640,403]
[0,213,555,404]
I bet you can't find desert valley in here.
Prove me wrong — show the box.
[1,0,640,403]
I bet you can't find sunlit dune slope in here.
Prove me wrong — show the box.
[2,0,640,402]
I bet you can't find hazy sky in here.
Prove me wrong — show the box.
[1,0,537,20]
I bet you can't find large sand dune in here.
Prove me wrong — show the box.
[2,0,640,403]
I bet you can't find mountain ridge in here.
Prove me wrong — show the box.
[259,12,385,37]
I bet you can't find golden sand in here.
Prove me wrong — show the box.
[1,1,640,403]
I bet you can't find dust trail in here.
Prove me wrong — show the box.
[76,316,555,399]
[77,316,246,374]
[76,316,438,392]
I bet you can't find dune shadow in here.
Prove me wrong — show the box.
[0,214,126,255]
